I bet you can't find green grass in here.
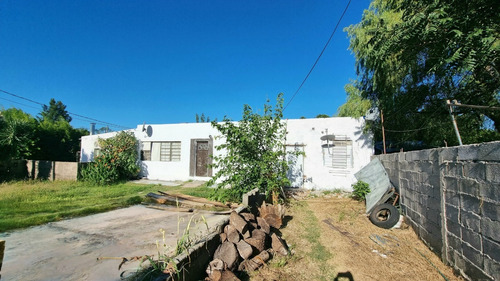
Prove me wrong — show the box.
[293,201,335,281]
[0,180,214,232]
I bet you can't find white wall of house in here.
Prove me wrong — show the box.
[80,117,373,190]
[284,118,373,190]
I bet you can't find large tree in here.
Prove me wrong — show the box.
[0,108,38,160]
[337,81,372,118]
[346,0,499,148]
[40,98,72,123]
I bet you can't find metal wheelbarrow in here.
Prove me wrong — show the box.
[355,158,400,229]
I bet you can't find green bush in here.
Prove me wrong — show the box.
[352,180,370,201]
[81,131,140,185]
[208,94,293,203]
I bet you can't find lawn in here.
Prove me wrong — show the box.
[0,180,213,232]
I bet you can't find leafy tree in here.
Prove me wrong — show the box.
[81,131,140,185]
[346,0,500,148]
[33,120,88,161]
[0,108,38,160]
[195,113,215,123]
[208,94,289,203]
[40,98,72,123]
[337,81,372,118]
[315,114,330,118]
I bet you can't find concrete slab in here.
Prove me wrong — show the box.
[0,205,228,281]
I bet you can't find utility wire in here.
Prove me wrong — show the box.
[283,0,352,111]
[0,89,129,129]
[0,96,117,127]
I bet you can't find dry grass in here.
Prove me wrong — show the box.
[249,196,464,281]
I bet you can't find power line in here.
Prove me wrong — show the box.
[283,0,352,111]
[0,89,129,129]
[0,97,41,111]
[0,96,118,128]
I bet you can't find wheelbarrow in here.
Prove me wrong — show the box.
[355,158,400,229]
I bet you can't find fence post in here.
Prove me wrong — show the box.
[0,239,5,279]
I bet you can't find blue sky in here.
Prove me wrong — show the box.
[0,0,370,130]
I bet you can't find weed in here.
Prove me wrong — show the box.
[351,180,370,201]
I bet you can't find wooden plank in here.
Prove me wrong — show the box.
[0,239,5,272]
[157,191,232,208]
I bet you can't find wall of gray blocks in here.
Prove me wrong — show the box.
[376,141,500,281]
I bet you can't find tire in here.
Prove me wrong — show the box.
[369,203,400,229]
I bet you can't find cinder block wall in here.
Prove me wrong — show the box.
[26,160,78,181]
[376,141,500,280]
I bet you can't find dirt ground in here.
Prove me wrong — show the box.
[250,194,465,281]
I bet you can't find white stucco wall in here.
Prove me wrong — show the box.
[80,118,373,190]
[284,118,373,190]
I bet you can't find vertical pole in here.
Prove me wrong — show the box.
[381,110,387,154]
[446,100,463,146]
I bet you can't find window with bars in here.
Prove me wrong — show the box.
[147,141,181,162]
[322,140,353,169]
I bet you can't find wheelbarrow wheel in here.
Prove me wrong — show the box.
[369,203,400,229]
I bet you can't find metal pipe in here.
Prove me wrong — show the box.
[446,100,463,146]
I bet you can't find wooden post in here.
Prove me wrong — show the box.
[0,239,5,276]
[381,110,387,154]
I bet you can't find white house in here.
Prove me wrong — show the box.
[80,117,373,190]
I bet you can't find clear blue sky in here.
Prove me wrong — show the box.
[0,0,370,130]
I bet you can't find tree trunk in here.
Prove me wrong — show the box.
[235,240,253,260]
[271,232,289,256]
[238,250,270,272]
[244,229,267,252]
[240,212,256,222]
[224,225,240,244]
[213,242,239,270]
[258,202,284,229]
[257,217,270,234]
[230,211,248,235]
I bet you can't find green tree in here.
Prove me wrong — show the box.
[315,114,330,118]
[33,120,88,161]
[208,94,289,203]
[81,131,140,185]
[346,0,500,148]
[337,81,372,118]
[40,98,72,123]
[0,108,38,160]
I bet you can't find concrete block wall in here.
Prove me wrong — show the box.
[26,160,78,181]
[376,141,500,281]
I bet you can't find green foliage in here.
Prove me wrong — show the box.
[337,81,372,118]
[0,102,88,161]
[315,114,330,118]
[81,131,140,185]
[208,94,290,203]
[40,98,72,123]
[33,119,88,161]
[346,0,500,148]
[0,108,38,160]
[351,180,370,201]
[0,180,163,231]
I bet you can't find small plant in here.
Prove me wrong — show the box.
[351,180,370,201]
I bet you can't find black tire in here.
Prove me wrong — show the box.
[369,203,400,229]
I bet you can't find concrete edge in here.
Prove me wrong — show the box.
[166,188,264,280]
[169,205,247,281]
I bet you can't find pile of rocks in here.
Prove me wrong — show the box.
[205,203,289,281]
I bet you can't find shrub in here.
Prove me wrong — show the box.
[81,131,140,185]
[352,180,370,201]
[208,94,292,203]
